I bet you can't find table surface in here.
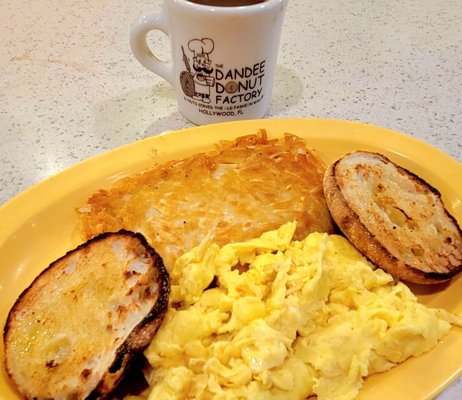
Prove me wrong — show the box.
[0,0,461,398]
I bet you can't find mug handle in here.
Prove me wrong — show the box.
[130,10,175,85]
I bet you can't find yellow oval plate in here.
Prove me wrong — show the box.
[1,118,461,399]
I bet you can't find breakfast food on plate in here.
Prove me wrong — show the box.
[323,150,462,284]
[3,230,170,400]
[78,130,334,271]
[6,131,462,400]
[140,223,462,400]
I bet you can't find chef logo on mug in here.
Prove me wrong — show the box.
[180,37,266,115]
[181,38,215,103]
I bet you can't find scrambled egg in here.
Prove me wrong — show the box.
[143,223,460,400]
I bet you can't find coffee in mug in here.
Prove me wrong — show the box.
[130,0,288,125]
[187,1,266,6]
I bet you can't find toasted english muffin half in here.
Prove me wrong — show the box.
[3,230,170,400]
[323,150,462,284]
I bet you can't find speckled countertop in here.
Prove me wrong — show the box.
[0,0,461,397]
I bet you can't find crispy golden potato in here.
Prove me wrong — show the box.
[78,130,334,270]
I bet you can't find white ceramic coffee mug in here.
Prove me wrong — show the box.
[130,0,288,125]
